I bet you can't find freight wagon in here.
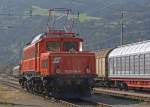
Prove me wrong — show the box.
[96,40,150,89]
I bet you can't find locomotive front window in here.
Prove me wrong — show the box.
[63,42,78,52]
[46,42,60,51]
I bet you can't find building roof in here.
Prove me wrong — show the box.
[109,40,150,57]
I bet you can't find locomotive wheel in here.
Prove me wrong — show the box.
[21,81,25,88]
[36,83,43,94]
[24,80,30,92]
[30,80,37,94]
[122,83,128,91]
[28,80,32,92]
[31,83,36,94]
[34,82,43,94]
[104,81,111,88]
[42,80,50,96]
[118,82,128,90]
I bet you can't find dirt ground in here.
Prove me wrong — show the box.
[0,83,149,107]
[0,84,64,107]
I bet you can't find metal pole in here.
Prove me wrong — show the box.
[121,12,124,45]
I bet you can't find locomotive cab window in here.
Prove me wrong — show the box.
[63,42,78,52]
[46,42,60,51]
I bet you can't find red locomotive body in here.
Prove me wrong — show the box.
[19,31,96,98]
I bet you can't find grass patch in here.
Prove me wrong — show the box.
[79,13,101,22]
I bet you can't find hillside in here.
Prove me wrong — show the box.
[0,0,150,72]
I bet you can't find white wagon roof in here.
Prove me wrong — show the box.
[109,40,150,57]
[31,33,44,44]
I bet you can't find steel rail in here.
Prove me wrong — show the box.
[80,98,112,107]
[94,88,150,102]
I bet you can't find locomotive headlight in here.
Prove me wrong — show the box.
[86,65,91,74]
[55,65,61,74]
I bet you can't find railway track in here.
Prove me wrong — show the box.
[79,98,112,107]
[1,75,149,106]
[94,88,150,102]
[0,75,112,107]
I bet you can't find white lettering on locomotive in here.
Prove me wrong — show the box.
[53,57,61,63]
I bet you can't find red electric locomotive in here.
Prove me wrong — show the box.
[19,8,96,98]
